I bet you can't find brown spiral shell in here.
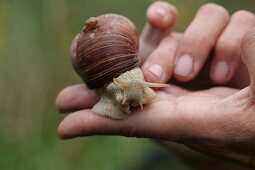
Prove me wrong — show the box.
[72,14,140,89]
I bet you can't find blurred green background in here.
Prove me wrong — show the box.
[0,0,255,170]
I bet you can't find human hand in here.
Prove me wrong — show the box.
[56,1,255,167]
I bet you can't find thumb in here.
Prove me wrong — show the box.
[241,28,255,99]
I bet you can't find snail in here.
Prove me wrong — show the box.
[71,14,168,119]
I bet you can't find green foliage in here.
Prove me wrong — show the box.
[0,0,254,169]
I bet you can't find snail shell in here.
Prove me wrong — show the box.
[71,14,168,119]
[72,14,139,89]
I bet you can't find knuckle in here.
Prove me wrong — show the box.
[120,125,137,137]
[232,10,255,21]
[193,33,214,49]
[150,50,161,60]
[120,123,147,138]
[161,36,179,52]
[216,38,239,57]
[167,35,179,47]
[199,3,229,18]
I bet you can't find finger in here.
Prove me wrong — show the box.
[139,1,177,63]
[56,84,99,113]
[211,10,255,84]
[174,3,229,81]
[241,27,255,100]
[57,102,179,140]
[141,33,180,83]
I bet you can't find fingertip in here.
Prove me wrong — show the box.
[146,1,177,29]
[139,2,177,63]
[198,3,230,22]
[57,111,78,139]
[55,86,72,113]
[58,121,71,139]
[57,110,92,139]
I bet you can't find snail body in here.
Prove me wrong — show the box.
[71,14,168,119]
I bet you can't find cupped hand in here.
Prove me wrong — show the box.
[56,29,255,166]
[56,1,255,167]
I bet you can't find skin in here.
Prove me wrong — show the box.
[56,1,255,168]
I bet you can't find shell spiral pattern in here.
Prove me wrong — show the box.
[74,14,140,89]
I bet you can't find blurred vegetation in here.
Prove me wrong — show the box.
[0,0,255,170]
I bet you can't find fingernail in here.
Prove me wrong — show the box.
[155,7,171,26]
[147,64,164,81]
[212,61,229,82]
[174,55,193,77]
